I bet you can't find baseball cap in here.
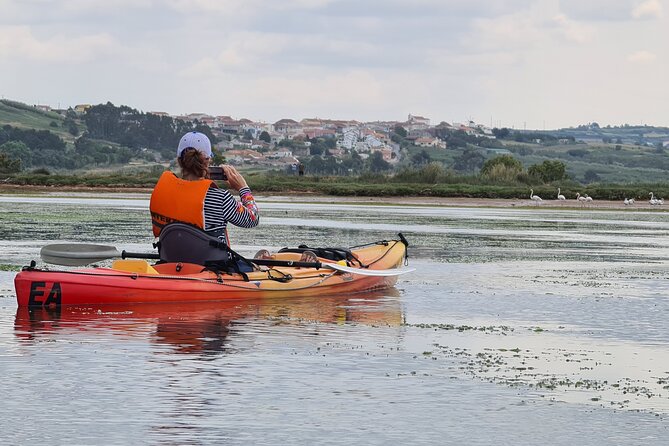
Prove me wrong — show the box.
[177,132,212,158]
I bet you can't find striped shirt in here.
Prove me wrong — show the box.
[203,186,259,246]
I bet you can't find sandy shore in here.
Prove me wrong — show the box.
[282,195,661,210]
[0,184,663,210]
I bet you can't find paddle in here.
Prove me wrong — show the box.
[39,243,414,277]
[40,244,160,266]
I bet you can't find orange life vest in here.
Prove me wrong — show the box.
[150,171,216,237]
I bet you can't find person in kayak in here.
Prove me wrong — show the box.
[150,131,259,251]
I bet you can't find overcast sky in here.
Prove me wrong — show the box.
[1,0,667,129]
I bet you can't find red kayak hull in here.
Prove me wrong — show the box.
[15,240,407,307]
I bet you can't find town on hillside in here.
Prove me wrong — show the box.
[15,100,669,184]
[144,111,490,169]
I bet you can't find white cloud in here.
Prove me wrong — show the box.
[59,0,156,12]
[632,0,663,19]
[628,50,657,63]
[552,13,593,43]
[167,0,333,15]
[467,1,593,54]
[0,26,116,62]
[0,0,156,22]
[1,0,668,127]
[254,70,384,108]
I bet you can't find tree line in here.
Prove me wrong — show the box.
[84,102,217,160]
[0,101,219,173]
[0,125,72,171]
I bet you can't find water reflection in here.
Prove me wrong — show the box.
[14,290,403,356]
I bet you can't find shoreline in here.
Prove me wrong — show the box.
[0,184,663,210]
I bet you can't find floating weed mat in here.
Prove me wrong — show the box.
[403,323,515,334]
[0,264,21,271]
[412,336,669,414]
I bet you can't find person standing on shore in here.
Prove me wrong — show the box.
[149,131,259,248]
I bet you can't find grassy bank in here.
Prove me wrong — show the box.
[2,171,669,200]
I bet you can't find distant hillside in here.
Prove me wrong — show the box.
[540,123,669,147]
[0,100,78,143]
[0,100,154,171]
[2,98,669,186]
[0,99,220,172]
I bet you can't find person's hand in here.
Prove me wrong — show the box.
[221,165,248,191]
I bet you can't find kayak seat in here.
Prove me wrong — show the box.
[158,223,231,265]
[112,259,160,275]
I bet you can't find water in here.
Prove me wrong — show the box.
[1,193,669,445]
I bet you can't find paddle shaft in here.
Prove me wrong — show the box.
[121,250,161,260]
[120,252,325,268]
[124,252,368,272]
[249,258,327,269]
[41,244,413,276]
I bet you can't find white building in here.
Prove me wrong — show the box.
[340,129,360,150]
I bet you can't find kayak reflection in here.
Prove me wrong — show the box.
[14,290,403,355]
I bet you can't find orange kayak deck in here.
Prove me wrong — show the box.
[15,239,407,307]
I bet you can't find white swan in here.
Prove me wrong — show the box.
[584,194,593,202]
[557,188,566,200]
[530,189,542,203]
[576,193,587,206]
[624,198,634,205]
[649,192,659,205]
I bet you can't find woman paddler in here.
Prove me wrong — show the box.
[149,131,259,260]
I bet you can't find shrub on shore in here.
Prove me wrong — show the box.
[2,168,668,201]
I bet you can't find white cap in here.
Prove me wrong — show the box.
[177,132,212,158]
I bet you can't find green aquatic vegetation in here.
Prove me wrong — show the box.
[0,264,20,271]
[405,322,515,333]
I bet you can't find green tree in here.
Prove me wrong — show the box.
[0,141,31,168]
[366,151,391,172]
[394,126,408,138]
[243,129,254,141]
[310,144,324,156]
[480,154,522,176]
[584,169,600,184]
[445,131,470,148]
[411,149,431,167]
[259,131,271,143]
[420,162,446,183]
[453,149,484,173]
[211,147,226,165]
[0,152,21,173]
[64,117,79,136]
[84,102,217,160]
[527,160,566,183]
[492,127,510,139]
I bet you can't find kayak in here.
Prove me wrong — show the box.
[15,237,409,307]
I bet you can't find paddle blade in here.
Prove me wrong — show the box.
[40,244,121,266]
[324,263,415,277]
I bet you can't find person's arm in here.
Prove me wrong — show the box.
[204,188,259,228]
[207,165,259,228]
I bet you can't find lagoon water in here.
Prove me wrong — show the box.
[1,194,669,445]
